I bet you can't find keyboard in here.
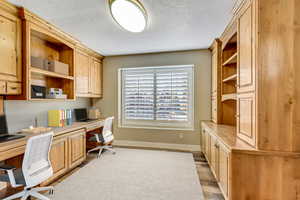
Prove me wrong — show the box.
[0,135,25,143]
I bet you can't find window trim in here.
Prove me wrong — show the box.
[118,65,195,131]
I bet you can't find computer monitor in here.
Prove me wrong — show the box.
[74,108,88,122]
[0,114,8,136]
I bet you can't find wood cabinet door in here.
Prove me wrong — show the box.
[89,58,102,96]
[68,130,86,169]
[201,128,206,153]
[212,49,218,96]
[212,97,217,123]
[205,130,211,163]
[93,59,102,96]
[0,12,21,83]
[44,137,69,185]
[219,143,230,199]
[237,3,255,93]
[75,50,89,96]
[237,92,256,147]
[210,135,219,179]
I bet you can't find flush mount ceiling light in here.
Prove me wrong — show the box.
[109,0,148,33]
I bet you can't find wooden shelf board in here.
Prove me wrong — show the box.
[29,98,75,101]
[222,93,237,102]
[223,53,237,66]
[223,74,237,82]
[30,67,74,80]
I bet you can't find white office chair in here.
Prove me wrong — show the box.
[87,117,115,158]
[0,132,54,200]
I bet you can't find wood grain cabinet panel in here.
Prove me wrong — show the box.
[212,49,218,96]
[237,92,256,147]
[210,39,222,123]
[210,135,219,179]
[68,130,86,169]
[75,50,90,96]
[212,97,217,123]
[205,130,211,163]
[237,3,255,93]
[89,58,102,96]
[43,137,69,185]
[0,12,21,83]
[219,143,230,199]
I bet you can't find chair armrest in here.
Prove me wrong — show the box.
[0,164,16,171]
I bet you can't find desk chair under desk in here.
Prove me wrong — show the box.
[87,117,115,158]
[0,132,54,200]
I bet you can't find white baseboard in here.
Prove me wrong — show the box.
[114,140,201,152]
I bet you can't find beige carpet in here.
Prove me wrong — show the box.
[51,148,204,200]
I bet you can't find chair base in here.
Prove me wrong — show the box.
[3,186,54,200]
[87,145,116,158]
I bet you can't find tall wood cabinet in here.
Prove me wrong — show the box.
[210,39,222,123]
[204,0,300,199]
[0,2,22,95]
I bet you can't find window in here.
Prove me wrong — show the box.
[118,65,194,130]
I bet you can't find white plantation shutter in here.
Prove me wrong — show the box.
[119,65,194,130]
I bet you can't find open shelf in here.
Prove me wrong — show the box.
[223,52,237,66]
[223,74,237,82]
[222,93,237,102]
[30,67,74,80]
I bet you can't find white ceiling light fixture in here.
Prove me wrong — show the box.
[109,0,148,33]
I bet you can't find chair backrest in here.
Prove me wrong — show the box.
[102,117,114,143]
[22,132,54,187]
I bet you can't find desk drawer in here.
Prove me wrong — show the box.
[7,82,21,95]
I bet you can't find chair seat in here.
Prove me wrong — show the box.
[0,168,26,185]
[89,134,114,144]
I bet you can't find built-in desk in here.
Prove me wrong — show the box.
[0,119,105,188]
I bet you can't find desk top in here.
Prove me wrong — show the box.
[0,119,105,155]
[201,121,256,152]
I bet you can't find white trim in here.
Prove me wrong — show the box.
[118,65,195,130]
[114,140,201,152]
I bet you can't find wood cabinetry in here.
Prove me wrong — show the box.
[89,58,102,96]
[237,2,255,93]
[210,134,219,179]
[68,130,86,169]
[43,129,86,185]
[218,143,229,198]
[202,121,300,200]
[75,47,103,98]
[210,39,222,123]
[75,50,90,95]
[46,136,69,184]
[237,92,256,146]
[0,1,22,95]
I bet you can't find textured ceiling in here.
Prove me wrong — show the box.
[8,0,235,56]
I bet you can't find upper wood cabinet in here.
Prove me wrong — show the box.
[89,58,102,96]
[0,2,22,95]
[75,50,90,96]
[237,2,255,93]
[75,48,103,98]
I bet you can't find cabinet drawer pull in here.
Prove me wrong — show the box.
[10,87,17,90]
